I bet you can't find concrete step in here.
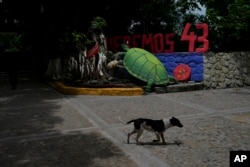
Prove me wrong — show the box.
[155,82,204,93]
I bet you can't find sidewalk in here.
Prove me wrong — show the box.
[1,76,250,167]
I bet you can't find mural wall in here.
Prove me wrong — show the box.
[155,51,250,89]
[106,23,208,85]
[155,52,203,82]
[106,43,250,89]
[107,22,250,89]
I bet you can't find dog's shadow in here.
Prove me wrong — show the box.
[124,140,183,146]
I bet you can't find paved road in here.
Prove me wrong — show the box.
[1,76,250,167]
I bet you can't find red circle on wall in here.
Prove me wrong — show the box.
[174,64,191,81]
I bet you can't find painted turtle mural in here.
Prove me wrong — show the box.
[108,44,177,92]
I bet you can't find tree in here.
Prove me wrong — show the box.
[45,16,110,84]
[199,0,250,51]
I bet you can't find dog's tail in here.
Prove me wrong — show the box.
[126,120,135,124]
[118,117,128,124]
[118,117,135,125]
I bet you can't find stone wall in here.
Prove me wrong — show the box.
[156,51,250,89]
[203,52,250,89]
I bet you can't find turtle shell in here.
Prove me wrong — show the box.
[123,47,169,85]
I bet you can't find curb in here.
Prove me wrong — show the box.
[154,82,204,93]
[48,82,144,96]
[165,82,204,93]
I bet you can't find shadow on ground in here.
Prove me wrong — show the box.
[0,132,127,167]
[125,140,183,146]
[0,76,136,167]
[0,77,64,138]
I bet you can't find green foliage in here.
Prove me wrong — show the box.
[176,0,201,13]
[71,31,87,50]
[0,33,23,52]
[140,0,179,33]
[138,0,249,51]
[137,0,205,51]
[59,31,93,54]
[90,16,107,34]
[59,16,107,54]
[198,0,250,51]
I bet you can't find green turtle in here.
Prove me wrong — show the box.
[120,44,176,92]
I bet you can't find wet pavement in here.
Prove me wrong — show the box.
[1,75,250,167]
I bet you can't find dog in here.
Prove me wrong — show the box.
[126,117,183,145]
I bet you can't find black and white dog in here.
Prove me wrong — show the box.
[127,117,183,145]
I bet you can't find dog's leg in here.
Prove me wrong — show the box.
[160,133,167,145]
[135,129,143,145]
[127,129,137,144]
[153,133,161,142]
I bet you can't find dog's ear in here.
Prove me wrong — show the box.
[172,116,175,119]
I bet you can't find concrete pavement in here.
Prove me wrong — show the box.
[1,75,250,167]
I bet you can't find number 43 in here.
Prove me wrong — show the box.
[181,23,209,52]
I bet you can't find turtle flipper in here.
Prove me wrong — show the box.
[145,79,154,92]
[169,76,178,84]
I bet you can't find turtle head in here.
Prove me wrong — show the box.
[121,44,129,51]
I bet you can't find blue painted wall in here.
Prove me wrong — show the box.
[155,53,204,82]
